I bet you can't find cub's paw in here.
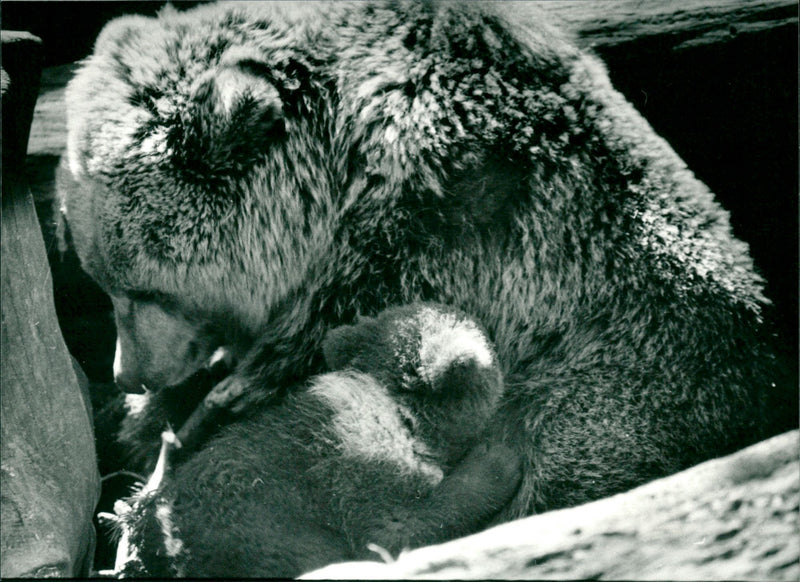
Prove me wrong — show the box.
[447,441,523,512]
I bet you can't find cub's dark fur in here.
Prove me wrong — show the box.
[117,303,517,578]
[60,1,795,519]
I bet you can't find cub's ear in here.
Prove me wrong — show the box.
[322,319,380,371]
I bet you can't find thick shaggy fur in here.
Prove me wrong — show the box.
[60,1,793,519]
[117,303,517,577]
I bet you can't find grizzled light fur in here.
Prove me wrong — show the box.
[308,371,445,485]
[415,307,494,382]
[59,0,790,520]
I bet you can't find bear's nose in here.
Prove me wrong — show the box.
[113,338,147,394]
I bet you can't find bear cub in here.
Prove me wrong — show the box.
[114,303,519,578]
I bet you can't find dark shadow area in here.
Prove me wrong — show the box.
[2,1,208,67]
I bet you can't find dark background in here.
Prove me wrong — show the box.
[3,2,206,67]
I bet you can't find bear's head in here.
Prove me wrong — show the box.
[59,3,351,391]
[56,1,604,393]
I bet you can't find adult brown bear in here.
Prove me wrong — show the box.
[59,0,793,523]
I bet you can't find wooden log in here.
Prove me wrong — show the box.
[303,430,800,581]
[539,0,797,51]
[1,31,100,578]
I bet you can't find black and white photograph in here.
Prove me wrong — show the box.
[1,1,798,578]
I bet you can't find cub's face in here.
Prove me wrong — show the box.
[323,303,504,462]
[110,295,223,393]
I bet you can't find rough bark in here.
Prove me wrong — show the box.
[1,31,100,578]
[303,431,799,581]
[542,0,797,51]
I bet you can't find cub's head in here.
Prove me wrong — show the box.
[323,303,504,461]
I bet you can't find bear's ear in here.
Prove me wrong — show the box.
[322,320,380,371]
[173,48,285,174]
[199,47,284,121]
